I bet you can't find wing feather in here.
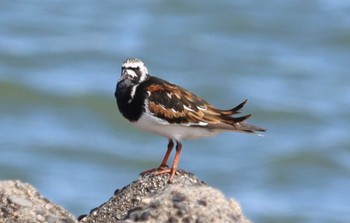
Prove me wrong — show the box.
[145,78,265,133]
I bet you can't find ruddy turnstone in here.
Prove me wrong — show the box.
[115,58,266,182]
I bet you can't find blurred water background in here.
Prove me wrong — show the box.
[1,1,349,222]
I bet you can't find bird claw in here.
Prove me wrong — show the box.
[140,165,177,182]
[154,168,177,183]
[140,164,169,176]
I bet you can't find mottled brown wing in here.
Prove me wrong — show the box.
[145,81,263,133]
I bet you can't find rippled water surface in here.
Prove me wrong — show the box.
[1,1,350,222]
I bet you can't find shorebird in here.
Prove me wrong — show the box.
[115,58,265,181]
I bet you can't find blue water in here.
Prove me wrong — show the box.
[1,1,350,222]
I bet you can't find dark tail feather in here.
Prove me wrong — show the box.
[237,122,266,133]
[225,113,266,134]
[214,99,266,134]
[232,114,251,123]
[231,99,248,113]
[219,99,248,115]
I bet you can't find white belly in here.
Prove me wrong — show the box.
[132,112,220,141]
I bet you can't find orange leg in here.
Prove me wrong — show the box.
[159,139,174,168]
[140,139,174,175]
[156,141,182,182]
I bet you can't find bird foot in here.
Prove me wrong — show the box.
[140,165,169,176]
[140,165,177,183]
[155,168,177,183]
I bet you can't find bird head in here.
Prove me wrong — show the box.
[119,58,149,85]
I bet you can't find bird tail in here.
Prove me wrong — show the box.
[233,118,266,134]
[211,99,266,134]
[217,99,248,115]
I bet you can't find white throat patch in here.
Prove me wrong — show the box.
[128,84,139,103]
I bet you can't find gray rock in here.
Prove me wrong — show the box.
[0,180,78,223]
[79,170,251,223]
[0,170,252,223]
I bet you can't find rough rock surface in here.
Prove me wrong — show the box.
[0,180,78,223]
[0,170,251,223]
[79,170,251,223]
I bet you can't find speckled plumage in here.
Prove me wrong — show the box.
[115,58,266,181]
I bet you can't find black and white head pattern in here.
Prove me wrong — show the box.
[119,58,149,85]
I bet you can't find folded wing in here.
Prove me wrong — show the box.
[145,78,265,134]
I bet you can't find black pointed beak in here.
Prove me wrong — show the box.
[119,68,128,81]
[122,68,127,76]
